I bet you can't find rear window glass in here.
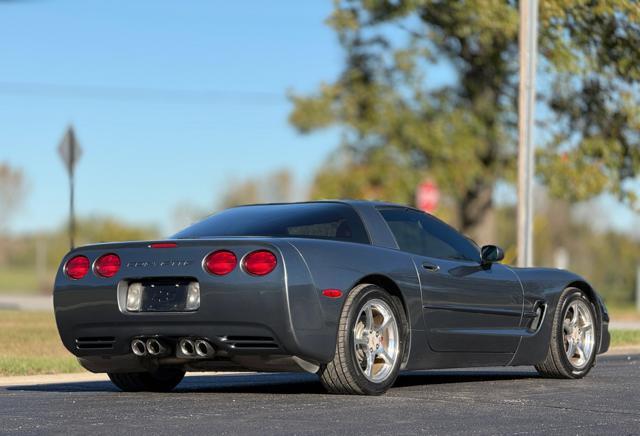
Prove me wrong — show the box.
[173,203,370,244]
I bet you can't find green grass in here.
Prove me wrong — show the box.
[607,304,640,322]
[0,268,53,295]
[0,310,82,376]
[610,330,640,348]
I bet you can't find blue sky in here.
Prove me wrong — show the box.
[0,1,343,234]
[0,0,637,237]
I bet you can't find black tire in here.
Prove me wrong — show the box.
[108,368,185,392]
[535,287,598,379]
[319,284,408,395]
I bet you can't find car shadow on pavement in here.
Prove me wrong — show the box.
[5,369,539,395]
[394,369,539,388]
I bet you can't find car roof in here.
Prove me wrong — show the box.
[231,199,415,210]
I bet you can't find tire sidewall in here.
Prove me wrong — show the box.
[342,285,406,395]
[554,289,599,378]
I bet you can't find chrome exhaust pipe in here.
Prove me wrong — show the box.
[195,339,215,358]
[131,338,147,356]
[178,338,196,357]
[146,338,169,357]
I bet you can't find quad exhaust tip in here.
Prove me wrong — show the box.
[195,339,215,358]
[179,338,196,357]
[178,338,215,359]
[146,338,169,356]
[131,338,147,356]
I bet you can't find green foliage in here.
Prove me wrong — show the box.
[290,0,639,240]
[493,194,640,305]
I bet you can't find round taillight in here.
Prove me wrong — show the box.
[65,255,90,280]
[243,250,277,276]
[94,253,121,278]
[204,250,237,275]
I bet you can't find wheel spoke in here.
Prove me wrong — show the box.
[354,337,368,347]
[582,323,593,332]
[566,339,576,358]
[576,344,586,361]
[570,305,579,326]
[365,349,374,377]
[365,306,374,330]
[378,317,391,335]
[377,347,393,364]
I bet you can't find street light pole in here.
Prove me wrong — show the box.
[517,0,539,267]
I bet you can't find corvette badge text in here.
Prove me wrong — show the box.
[126,260,193,268]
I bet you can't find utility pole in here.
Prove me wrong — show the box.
[57,126,83,250]
[517,0,539,267]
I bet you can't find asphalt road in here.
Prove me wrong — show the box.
[1,353,638,435]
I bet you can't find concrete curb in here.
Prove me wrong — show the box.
[605,346,640,356]
[0,295,52,311]
[0,371,252,388]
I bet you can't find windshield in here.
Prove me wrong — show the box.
[173,202,370,244]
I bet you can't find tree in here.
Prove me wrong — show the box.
[0,162,27,232]
[289,0,639,243]
[219,169,293,209]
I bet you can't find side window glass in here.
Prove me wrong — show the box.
[416,213,480,261]
[378,208,480,262]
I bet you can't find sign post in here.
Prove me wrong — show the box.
[58,126,83,250]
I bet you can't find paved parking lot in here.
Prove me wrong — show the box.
[1,353,638,435]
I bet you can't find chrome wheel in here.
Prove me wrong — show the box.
[563,299,595,369]
[353,298,399,383]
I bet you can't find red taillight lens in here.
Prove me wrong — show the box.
[94,253,121,278]
[243,250,277,276]
[204,250,237,275]
[65,255,90,280]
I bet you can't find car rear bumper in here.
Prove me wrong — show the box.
[54,281,334,373]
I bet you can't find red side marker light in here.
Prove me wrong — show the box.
[322,289,343,298]
[150,242,177,249]
[65,255,90,280]
[204,250,237,275]
[94,253,121,278]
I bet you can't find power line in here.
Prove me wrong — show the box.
[0,81,287,105]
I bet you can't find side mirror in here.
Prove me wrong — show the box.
[481,245,504,264]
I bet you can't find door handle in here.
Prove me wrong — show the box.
[422,262,440,272]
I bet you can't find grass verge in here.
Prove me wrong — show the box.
[0,268,54,295]
[0,310,82,376]
[610,329,640,348]
[0,310,639,377]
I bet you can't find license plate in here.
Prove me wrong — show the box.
[130,279,199,312]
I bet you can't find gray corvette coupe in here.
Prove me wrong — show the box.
[54,200,610,395]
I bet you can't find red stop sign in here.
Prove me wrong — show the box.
[416,181,439,213]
